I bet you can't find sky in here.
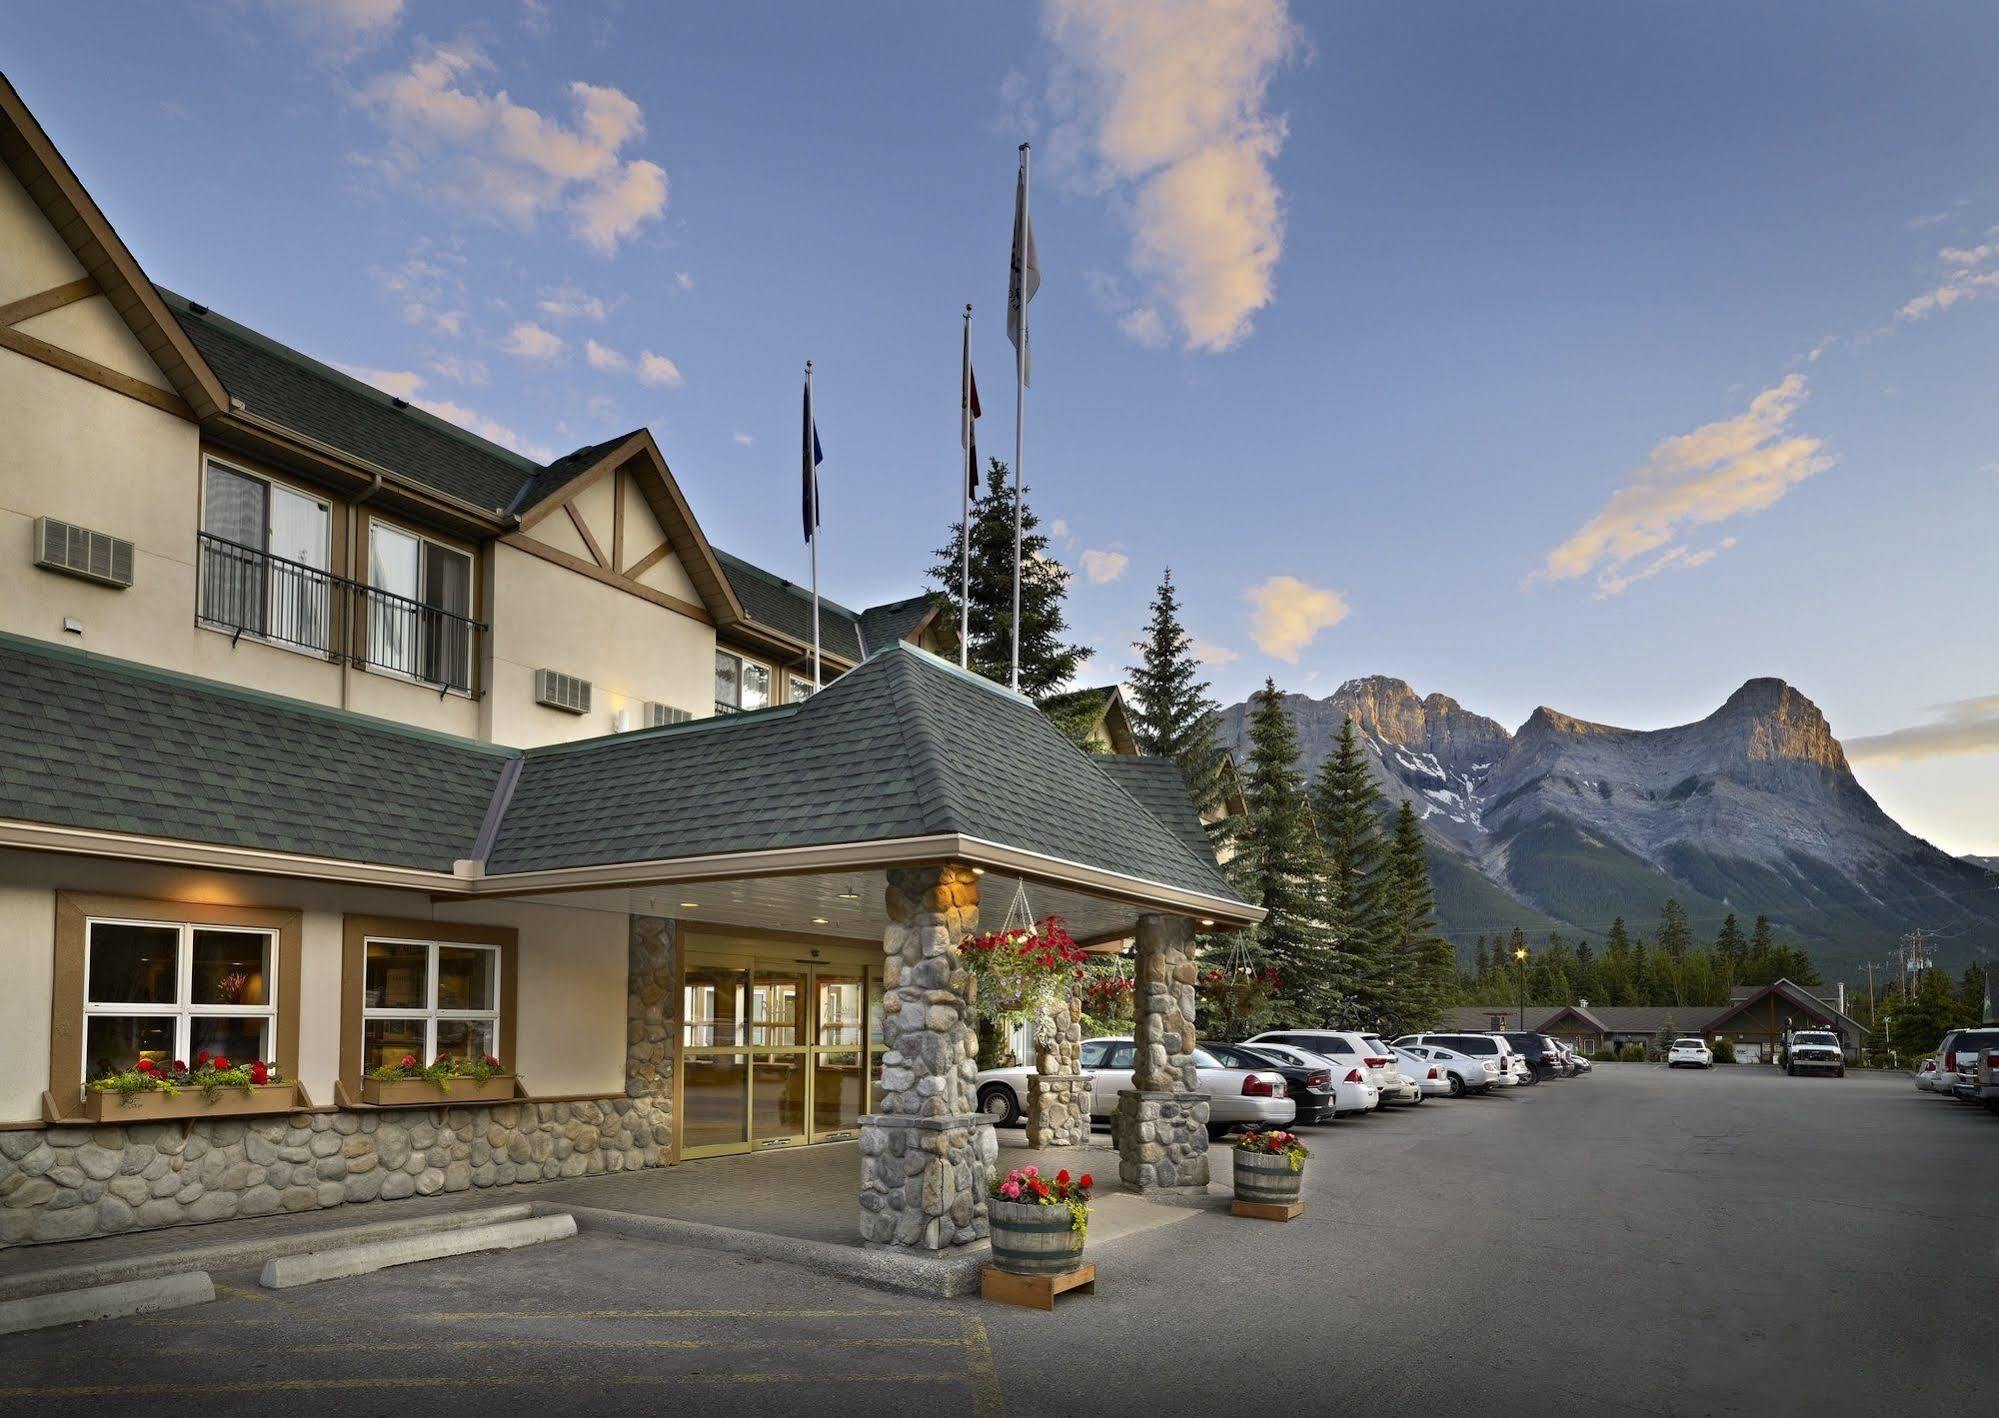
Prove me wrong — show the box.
[6,1,1997,854]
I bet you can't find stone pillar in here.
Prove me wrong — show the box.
[626,916,677,1134]
[859,864,996,1250]
[1026,991,1089,1148]
[1114,913,1210,1190]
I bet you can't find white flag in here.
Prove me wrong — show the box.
[1007,146,1039,387]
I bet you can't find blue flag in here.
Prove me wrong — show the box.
[802,374,824,543]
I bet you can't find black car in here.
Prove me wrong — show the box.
[1206,1042,1338,1125]
[1499,1032,1569,1082]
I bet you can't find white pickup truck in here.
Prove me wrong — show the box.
[1781,1029,1846,1077]
[1944,1027,1999,1107]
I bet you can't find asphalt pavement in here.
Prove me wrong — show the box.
[0,1064,1989,1417]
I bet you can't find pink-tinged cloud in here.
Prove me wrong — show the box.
[1246,575,1349,661]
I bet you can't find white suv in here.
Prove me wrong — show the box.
[1247,1030,1402,1107]
[1394,1032,1520,1088]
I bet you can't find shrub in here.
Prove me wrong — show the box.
[1617,1043,1646,1063]
[1711,1037,1736,1064]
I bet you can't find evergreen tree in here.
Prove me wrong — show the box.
[1309,717,1389,1018]
[1238,680,1338,1022]
[926,458,1086,701]
[1657,899,1693,959]
[1379,799,1453,1031]
[1123,568,1233,831]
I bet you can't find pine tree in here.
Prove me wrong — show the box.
[1379,799,1453,1031]
[926,458,1086,701]
[1124,568,1232,829]
[1238,680,1338,1023]
[1309,717,1388,1018]
[1657,899,1693,959]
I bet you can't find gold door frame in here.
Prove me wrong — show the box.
[676,934,881,1161]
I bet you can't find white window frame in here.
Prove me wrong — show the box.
[81,916,279,1077]
[714,648,773,715]
[363,520,477,696]
[197,457,334,662]
[788,674,816,704]
[359,936,503,1065]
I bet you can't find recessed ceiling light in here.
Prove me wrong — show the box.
[810,916,831,925]
[836,891,860,901]
[1199,918,1217,927]
[679,902,699,909]
[971,867,985,876]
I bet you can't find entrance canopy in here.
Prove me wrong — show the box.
[0,633,1258,937]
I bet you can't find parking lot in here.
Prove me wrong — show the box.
[1,1064,1990,1417]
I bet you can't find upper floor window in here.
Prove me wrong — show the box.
[367,521,475,692]
[789,676,817,704]
[715,649,770,714]
[198,461,332,655]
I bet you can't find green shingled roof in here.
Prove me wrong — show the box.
[857,594,937,656]
[162,288,540,513]
[488,645,1242,903]
[0,634,509,872]
[1091,756,1217,867]
[712,548,865,662]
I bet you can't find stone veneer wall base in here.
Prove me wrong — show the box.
[1113,1090,1211,1191]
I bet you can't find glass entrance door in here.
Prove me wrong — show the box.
[681,945,881,1158]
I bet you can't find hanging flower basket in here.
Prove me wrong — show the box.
[958,915,1089,1018]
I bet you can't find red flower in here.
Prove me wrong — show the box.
[171,1059,187,1072]
[194,1051,211,1066]
[1079,1173,1093,1189]
[400,1054,417,1069]
[249,1061,269,1085]
[1056,1169,1071,1184]
[211,1056,232,1071]
[135,1058,155,1073]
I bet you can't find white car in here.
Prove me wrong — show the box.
[1394,1032,1519,1088]
[1364,1033,1424,1105]
[1398,1043,1494,1096]
[1248,1030,1402,1106]
[973,1036,1294,1135]
[1395,1048,1452,1098]
[1240,1040,1381,1116]
[1667,1038,1714,1069]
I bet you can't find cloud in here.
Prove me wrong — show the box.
[675,271,695,291]
[1898,232,1999,321]
[733,432,755,447]
[1117,307,1167,348]
[1246,575,1349,661]
[270,0,403,61]
[1849,695,1999,765]
[372,248,467,335]
[635,351,683,388]
[1593,538,1736,598]
[499,321,566,359]
[335,362,425,400]
[1906,199,1968,231]
[536,284,609,321]
[520,0,551,39]
[1044,0,1300,352]
[1190,637,1240,666]
[1079,548,1130,584]
[584,338,629,373]
[1532,375,1831,597]
[427,354,488,384]
[358,43,668,254]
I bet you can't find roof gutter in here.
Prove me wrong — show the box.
[0,819,465,894]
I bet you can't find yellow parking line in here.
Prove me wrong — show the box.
[153,1336,964,1356]
[415,1307,916,1321]
[958,1312,1004,1418]
[0,1372,968,1399]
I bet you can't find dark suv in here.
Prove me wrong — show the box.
[1499,1032,1568,1082]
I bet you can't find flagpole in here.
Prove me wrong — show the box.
[1010,142,1029,694]
[960,304,973,670]
[807,359,821,691]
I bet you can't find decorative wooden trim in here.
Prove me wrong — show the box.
[0,322,192,419]
[516,436,634,531]
[565,501,608,568]
[0,275,99,327]
[340,915,519,1101]
[623,540,673,582]
[500,532,714,625]
[49,893,305,1120]
[611,466,625,572]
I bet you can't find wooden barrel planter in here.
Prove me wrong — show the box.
[1233,1148,1305,1208]
[987,1198,1087,1276]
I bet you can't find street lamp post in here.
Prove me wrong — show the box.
[1514,946,1529,1031]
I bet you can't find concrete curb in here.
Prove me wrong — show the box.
[260,1213,577,1289]
[0,1271,215,1335]
[0,1203,534,1303]
[551,1205,990,1298]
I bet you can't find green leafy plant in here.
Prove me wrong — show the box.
[1235,1128,1311,1173]
[989,1164,1093,1236]
[88,1053,282,1104]
[368,1053,509,1090]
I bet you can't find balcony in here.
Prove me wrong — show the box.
[196,532,484,694]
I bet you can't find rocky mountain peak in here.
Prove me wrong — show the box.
[1709,678,1848,772]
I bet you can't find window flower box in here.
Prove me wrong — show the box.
[359,1073,517,1106]
[84,1081,300,1122]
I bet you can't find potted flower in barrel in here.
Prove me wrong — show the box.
[1231,1129,1309,1220]
[986,1165,1092,1276]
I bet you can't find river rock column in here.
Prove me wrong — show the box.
[1026,991,1089,1148]
[1114,913,1210,1190]
[859,864,996,1250]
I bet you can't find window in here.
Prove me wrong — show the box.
[199,460,331,653]
[1079,1040,1110,1069]
[360,938,501,1069]
[82,918,278,1077]
[1103,1042,1136,1070]
[714,649,771,714]
[788,676,817,704]
[367,522,474,691]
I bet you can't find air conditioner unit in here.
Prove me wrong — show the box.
[534,668,592,714]
[34,517,134,589]
[641,701,693,728]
